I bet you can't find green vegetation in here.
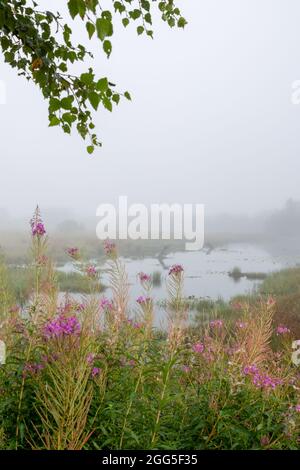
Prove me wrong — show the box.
[229,266,267,281]
[258,267,300,338]
[4,266,105,306]
[56,270,106,294]
[0,212,299,450]
[259,267,300,296]
[186,267,300,337]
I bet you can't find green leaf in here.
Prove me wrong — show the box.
[103,40,112,58]
[49,116,60,127]
[77,0,86,19]
[63,25,72,45]
[102,97,112,112]
[58,63,68,72]
[137,26,144,35]
[68,0,79,19]
[62,123,71,134]
[0,37,10,51]
[178,17,187,28]
[130,10,142,20]
[88,91,100,111]
[96,18,113,41]
[49,98,61,112]
[61,96,74,110]
[114,2,125,13]
[86,21,95,39]
[144,13,152,24]
[80,71,94,85]
[102,10,113,21]
[4,51,14,63]
[87,145,95,154]
[124,91,131,101]
[141,1,150,12]
[122,18,130,28]
[112,94,120,105]
[96,78,108,92]
[62,112,76,125]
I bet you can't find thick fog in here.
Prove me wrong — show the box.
[1,0,300,227]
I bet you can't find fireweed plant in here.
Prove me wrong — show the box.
[0,209,299,449]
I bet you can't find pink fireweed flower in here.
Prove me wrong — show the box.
[103,239,116,256]
[42,314,81,340]
[66,247,80,260]
[209,319,223,329]
[100,297,114,311]
[192,342,204,354]
[86,265,97,279]
[276,325,290,336]
[182,365,191,373]
[295,404,300,412]
[168,264,184,276]
[30,208,46,237]
[31,222,46,237]
[254,374,282,390]
[136,295,151,305]
[243,364,282,390]
[236,320,248,329]
[91,367,101,378]
[138,272,151,282]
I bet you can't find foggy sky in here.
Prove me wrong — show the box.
[1,0,300,223]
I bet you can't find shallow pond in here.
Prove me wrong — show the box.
[58,242,300,326]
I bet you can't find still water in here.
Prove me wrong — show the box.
[59,243,300,310]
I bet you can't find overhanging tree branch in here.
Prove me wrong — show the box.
[0,0,187,153]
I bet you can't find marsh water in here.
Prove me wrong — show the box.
[58,242,300,325]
